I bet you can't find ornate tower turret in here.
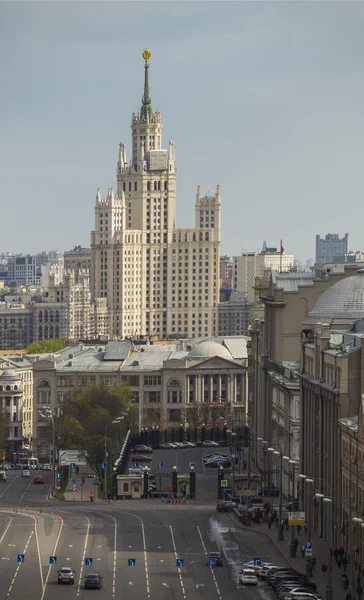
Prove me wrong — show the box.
[140,48,152,122]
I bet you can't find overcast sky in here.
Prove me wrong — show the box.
[1,1,363,262]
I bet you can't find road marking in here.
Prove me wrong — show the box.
[40,513,64,600]
[170,525,186,599]
[123,511,150,599]
[8,544,15,547]
[197,525,223,600]
[6,530,33,596]
[129,582,134,586]
[162,582,170,587]
[95,511,117,598]
[196,584,206,588]
[77,515,90,597]
[0,474,20,499]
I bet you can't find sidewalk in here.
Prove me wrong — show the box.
[63,469,100,502]
[232,513,348,600]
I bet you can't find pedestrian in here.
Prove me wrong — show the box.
[106,491,111,502]
[346,591,352,600]
[312,557,316,572]
[334,549,339,563]
[321,562,328,577]
[342,574,349,590]
[357,573,361,586]
[304,524,308,534]
[267,516,272,529]
[285,517,289,531]
[343,556,348,573]
[338,558,342,570]
[339,546,345,559]
[301,543,306,559]
[297,524,301,535]
[89,492,94,502]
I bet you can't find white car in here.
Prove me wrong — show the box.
[43,464,51,471]
[240,568,258,585]
[22,469,31,478]
[160,443,177,449]
[202,440,219,447]
[184,442,196,448]
[259,564,282,579]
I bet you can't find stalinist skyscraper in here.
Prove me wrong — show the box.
[91,49,220,340]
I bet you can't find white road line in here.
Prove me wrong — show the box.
[0,516,12,545]
[32,515,45,594]
[0,473,20,499]
[197,525,223,600]
[170,525,186,600]
[18,472,41,504]
[96,512,117,598]
[40,515,64,600]
[6,530,34,597]
[123,511,150,599]
[77,515,90,597]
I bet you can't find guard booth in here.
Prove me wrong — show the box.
[177,475,190,498]
[116,475,143,499]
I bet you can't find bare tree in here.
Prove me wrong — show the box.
[183,402,201,428]
[143,407,162,428]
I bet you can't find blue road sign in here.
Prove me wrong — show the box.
[253,557,262,566]
[17,554,25,563]
[158,462,164,469]
[217,460,223,467]
[128,559,136,567]
[85,558,92,566]
[176,559,184,568]
[208,557,216,567]
[189,461,195,469]
[134,462,140,469]
[101,463,107,470]
[70,463,76,470]
[237,456,242,461]
[56,473,61,480]
[245,495,251,503]
[306,541,312,550]
[72,479,76,485]
[49,556,57,565]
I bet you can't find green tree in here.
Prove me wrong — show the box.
[0,404,10,458]
[25,338,67,354]
[59,383,134,481]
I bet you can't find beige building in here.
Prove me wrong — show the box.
[0,355,33,456]
[91,50,220,340]
[64,246,91,283]
[29,337,249,457]
[233,253,265,303]
[0,303,33,350]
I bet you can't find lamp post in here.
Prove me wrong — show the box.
[274,450,290,542]
[323,498,333,600]
[256,437,262,468]
[267,447,274,488]
[305,478,314,577]
[289,460,297,558]
[104,416,124,500]
[298,474,307,511]
[262,440,268,495]
[39,407,57,497]
[352,518,363,600]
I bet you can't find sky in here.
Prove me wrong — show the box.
[1,1,364,263]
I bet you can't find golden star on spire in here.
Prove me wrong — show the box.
[142,48,151,64]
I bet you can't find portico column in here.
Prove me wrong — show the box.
[201,376,204,403]
[218,375,222,401]
[186,376,190,404]
[210,375,213,402]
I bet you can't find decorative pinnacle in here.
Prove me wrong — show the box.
[142,48,151,64]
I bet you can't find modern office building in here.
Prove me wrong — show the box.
[7,255,37,287]
[218,292,253,336]
[90,49,220,340]
[315,232,349,265]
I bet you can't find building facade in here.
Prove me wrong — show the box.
[90,49,220,340]
[233,254,265,303]
[218,291,253,336]
[64,246,91,282]
[0,356,33,456]
[7,255,37,287]
[315,233,349,265]
[0,303,33,350]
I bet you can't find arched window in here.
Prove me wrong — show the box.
[55,325,60,337]
[39,311,43,323]
[129,182,132,192]
[154,181,157,191]
[6,385,11,391]
[134,182,137,191]
[123,182,126,192]
[14,385,18,391]
[38,379,50,387]
[39,326,42,338]
[44,326,48,338]
[158,181,161,191]
[50,326,54,339]
[55,311,60,323]
[44,310,49,323]
[167,378,182,405]
[147,181,150,191]
[164,181,168,191]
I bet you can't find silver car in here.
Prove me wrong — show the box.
[57,567,75,584]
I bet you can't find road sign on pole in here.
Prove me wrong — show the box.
[56,473,61,480]
[101,463,107,470]
[208,558,216,567]
[49,556,57,564]
[134,462,140,469]
[17,554,25,563]
[158,462,164,469]
[70,463,76,470]
[190,461,195,469]
[245,495,251,503]
[220,480,228,487]
[253,557,261,566]
[176,559,184,567]
[217,460,223,467]
[85,558,92,566]
[128,559,136,567]
[288,511,306,526]
[306,541,312,550]
[72,479,76,484]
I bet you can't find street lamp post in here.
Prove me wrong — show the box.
[104,416,124,500]
[289,460,297,558]
[323,498,333,600]
[305,478,314,577]
[39,407,57,497]
[274,451,290,542]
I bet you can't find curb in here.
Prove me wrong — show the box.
[227,513,296,570]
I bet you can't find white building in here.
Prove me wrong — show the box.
[91,49,220,340]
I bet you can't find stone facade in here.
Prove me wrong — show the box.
[0,356,33,456]
[218,291,253,336]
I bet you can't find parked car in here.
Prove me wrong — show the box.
[131,455,152,462]
[207,552,223,566]
[58,567,75,585]
[133,445,153,454]
[84,573,103,589]
[240,568,258,585]
[43,463,52,471]
[284,594,321,600]
[259,564,283,579]
[160,443,178,449]
[216,501,234,513]
[282,588,321,600]
[184,442,196,448]
[202,440,219,447]
[34,475,44,484]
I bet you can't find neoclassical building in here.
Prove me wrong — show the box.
[28,337,249,457]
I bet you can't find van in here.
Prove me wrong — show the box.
[0,471,7,482]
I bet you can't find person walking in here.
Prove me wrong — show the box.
[334,548,339,564]
[312,557,316,572]
[343,556,348,573]
[321,562,328,577]
[301,543,306,559]
[342,573,349,590]
[338,557,342,571]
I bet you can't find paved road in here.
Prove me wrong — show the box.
[0,455,282,600]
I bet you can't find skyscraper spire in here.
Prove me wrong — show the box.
[141,48,152,121]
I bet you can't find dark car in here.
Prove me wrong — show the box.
[131,455,152,462]
[34,475,44,484]
[85,573,103,589]
[216,501,234,513]
[207,552,223,566]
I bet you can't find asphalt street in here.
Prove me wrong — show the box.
[0,449,280,600]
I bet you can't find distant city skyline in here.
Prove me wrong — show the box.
[1,2,364,258]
